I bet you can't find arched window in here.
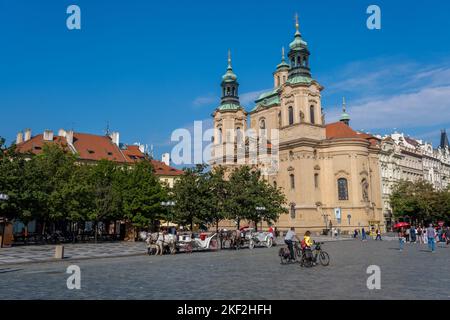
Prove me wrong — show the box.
[232,87,235,96]
[290,204,296,219]
[288,107,294,125]
[310,105,315,124]
[297,56,301,66]
[259,119,266,130]
[283,75,286,83]
[273,181,277,189]
[226,87,230,96]
[236,127,242,144]
[338,178,349,200]
[277,76,280,87]
[217,128,222,144]
[278,112,282,128]
[290,174,295,190]
[314,173,319,188]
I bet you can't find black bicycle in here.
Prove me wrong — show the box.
[279,241,302,264]
[300,241,330,267]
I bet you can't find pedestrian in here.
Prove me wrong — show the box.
[410,225,416,243]
[284,227,300,261]
[361,228,367,241]
[353,229,359,239]
[445,227,450,246]
[426,223,436,252]
[417,226,423,244]
[422,226,428,244]
[375,229,382,241]
[398,227,405,252]
[405,228,410,243]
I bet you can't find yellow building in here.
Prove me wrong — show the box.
[210,16,384,234]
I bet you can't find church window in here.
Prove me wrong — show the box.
[338,178,349,200]
[283,75,286,83]
[232,87,235,96]
[260,119,266,130]
[273,181,277,188]
[288,107,294,125]
[297,56,301,66]
[290,174,295,190]
[310,106,315,124]
[277,76,280,87]
[217,128,222,144]
[314,173,319,188]
[278,112,282,128]
[290,204,296,219]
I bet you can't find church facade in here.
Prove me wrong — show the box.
[210,17,384,233]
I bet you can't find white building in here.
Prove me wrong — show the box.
[379,130,450,229]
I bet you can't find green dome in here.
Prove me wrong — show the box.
[289,32,308,50]
[217,103,242,111]
[340,112,350,121]
[222,66,237,82]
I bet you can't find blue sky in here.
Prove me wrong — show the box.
[1,0,450,162]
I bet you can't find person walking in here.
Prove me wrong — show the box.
[426,224,436,252]
[405,227,410,243]
[375,229,382,241]
[361,228,367,241]
[410,225,417,243]
[445,227,450,246]
[417,226,423,244]
[398,227,405,252]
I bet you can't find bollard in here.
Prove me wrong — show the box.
[55,245,64,259]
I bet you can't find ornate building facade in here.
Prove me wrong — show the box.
[379,131,450,229]
[210,17,384,233]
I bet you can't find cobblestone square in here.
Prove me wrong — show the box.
[0,239,449,300]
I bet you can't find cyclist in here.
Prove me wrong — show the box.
[302,231,315,264]
[284,227,300,261]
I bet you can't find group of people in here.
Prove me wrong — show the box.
[353,228,382,241]
[398,224,450,252]
[283,227,314,262]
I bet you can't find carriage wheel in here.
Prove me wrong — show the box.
[185,243,193,254]
[266,237,273,248]
[248,239,255,250]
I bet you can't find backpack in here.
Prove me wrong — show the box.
[301,239,307,249]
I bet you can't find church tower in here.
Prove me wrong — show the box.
[211,51,247,166]
[279,14,325,141]
[273,47,289,88]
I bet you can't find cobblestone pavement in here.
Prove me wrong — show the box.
[1,239,449,300]
[0,242,145,265]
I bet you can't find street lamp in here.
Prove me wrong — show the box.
[256,206,266,231]
[161,201,176,228]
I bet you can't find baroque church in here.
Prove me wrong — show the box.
[210,16,384,233]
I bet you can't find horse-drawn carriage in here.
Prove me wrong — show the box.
[176,232,218,253]
[140,231,218,255]
[218,228,256,250]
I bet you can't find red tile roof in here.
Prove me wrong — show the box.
[72,133,128,163]
[15,131,184,176]
[15,134,70,155]
[326,122,380,145]
[150,160,184,177]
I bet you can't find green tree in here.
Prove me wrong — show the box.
[206,166,229,232]
[121,161,167,230]
[172,164,210,230]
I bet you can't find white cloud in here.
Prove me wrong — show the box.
[240,88,271,106]
[323,58,450,133]
[192,95,217,107]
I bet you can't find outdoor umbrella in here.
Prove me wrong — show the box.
[393,222,410,229]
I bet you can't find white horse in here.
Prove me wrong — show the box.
[140,231,176,255]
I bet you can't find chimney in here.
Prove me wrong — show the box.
[16,131,24,144]
[24,129,32,142]
[66,130,74,145]
[58,129,67,137]
[109,132,120,147]
[162,153,170,166]
[43,130,54,141]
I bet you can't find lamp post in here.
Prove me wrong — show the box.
[161,201,176,228]
[256,206,266,231]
